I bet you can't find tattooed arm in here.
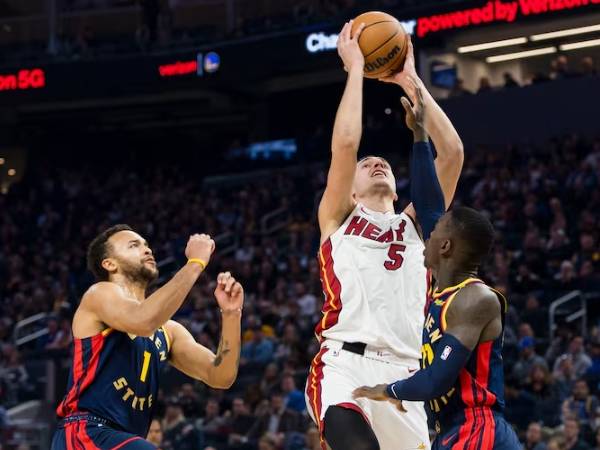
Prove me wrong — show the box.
[165,272,243,389]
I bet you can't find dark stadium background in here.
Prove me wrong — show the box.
[0,0,599,449]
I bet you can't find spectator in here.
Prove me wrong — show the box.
[248,392,305,443]
[579,57,597,77]
[197,398,226,447]
[162,397,204,450]
[178,383,202,418]
[504,72,520,88]
[296,282,316,317]
[554,337,593,379]
[524,364,562,427]
[281,373,306,413]
[552,55,573,80]
[259,362,280,397]
[561,379,599,436]
[521,297,547,339]
[524,422,547,450]
[45,318,72,352]
[513,336,548,382]
[449,78,471,97]
[563,418,591,450]
[147,419,164,449]
[241,326,275,370]
[477,76,493,93]
[0,346,29,407]
[226,397,255,448]
[555,356,579,399]
[547,327,575,364]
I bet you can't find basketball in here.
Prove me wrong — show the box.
[351,11,408,79]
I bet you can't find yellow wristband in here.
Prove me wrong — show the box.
[187,258,207,270]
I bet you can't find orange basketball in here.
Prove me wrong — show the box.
[351,11,408,79]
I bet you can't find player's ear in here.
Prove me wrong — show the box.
[440,238,452,256]
[101,258,118,275]
[393,192,398,202]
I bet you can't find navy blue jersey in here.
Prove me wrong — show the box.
[422,274,508,434]
[56,326,171,437]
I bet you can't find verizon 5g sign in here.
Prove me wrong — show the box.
[305,19,416,53]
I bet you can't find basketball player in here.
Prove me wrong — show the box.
[51,225,243,449]
[305,21,464,450]
[354,207,521,450]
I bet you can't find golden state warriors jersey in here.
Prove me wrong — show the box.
[56,326,171,437]
[421,274,508,432]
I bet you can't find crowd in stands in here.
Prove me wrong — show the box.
[0,0,462,63]
[0,126,599,449]
[450,55,598,98]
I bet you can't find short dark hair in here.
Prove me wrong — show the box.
[87,224,133,281]
[448,207,495,267]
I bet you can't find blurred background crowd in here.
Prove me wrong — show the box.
[1,0,600,448]
[0,127,599,449]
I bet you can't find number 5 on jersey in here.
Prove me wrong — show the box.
[384,244,406,271]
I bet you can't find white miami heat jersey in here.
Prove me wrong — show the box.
[316,203,427,361]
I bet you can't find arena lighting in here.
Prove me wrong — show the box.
[531,24,600,41]
[486,46,556,63]
[560,38,600,51]
[0,158,4,165]
[7,169,16,176]
[458,37,527,53]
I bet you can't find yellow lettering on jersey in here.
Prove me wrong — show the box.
[113,377,128,390]
[425,314,435,332]
[421,343,434,369]
[159,350,167,361]
[122,388,134,401]
[447,387,456,398]
[440,395,448,405]
[429,328,443,344]
[112,377,153,411]
[434,299,444,306]
[432,399,441,412]
[155,338,162,349]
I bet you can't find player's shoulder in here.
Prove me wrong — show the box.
[450,283,500,322]
[81,282,123,307]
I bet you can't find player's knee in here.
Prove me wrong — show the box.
[323,406,380,450]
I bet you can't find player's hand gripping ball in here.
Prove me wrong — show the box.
[350,11,409,79]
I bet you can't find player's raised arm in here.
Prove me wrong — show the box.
[318,20,366,241]
[165,272,243,389]
[400,78,445,240]
[382,37,464,209]
[353,284,501,404]
[78,234,214,337]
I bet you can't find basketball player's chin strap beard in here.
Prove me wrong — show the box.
[386,333,471,401]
